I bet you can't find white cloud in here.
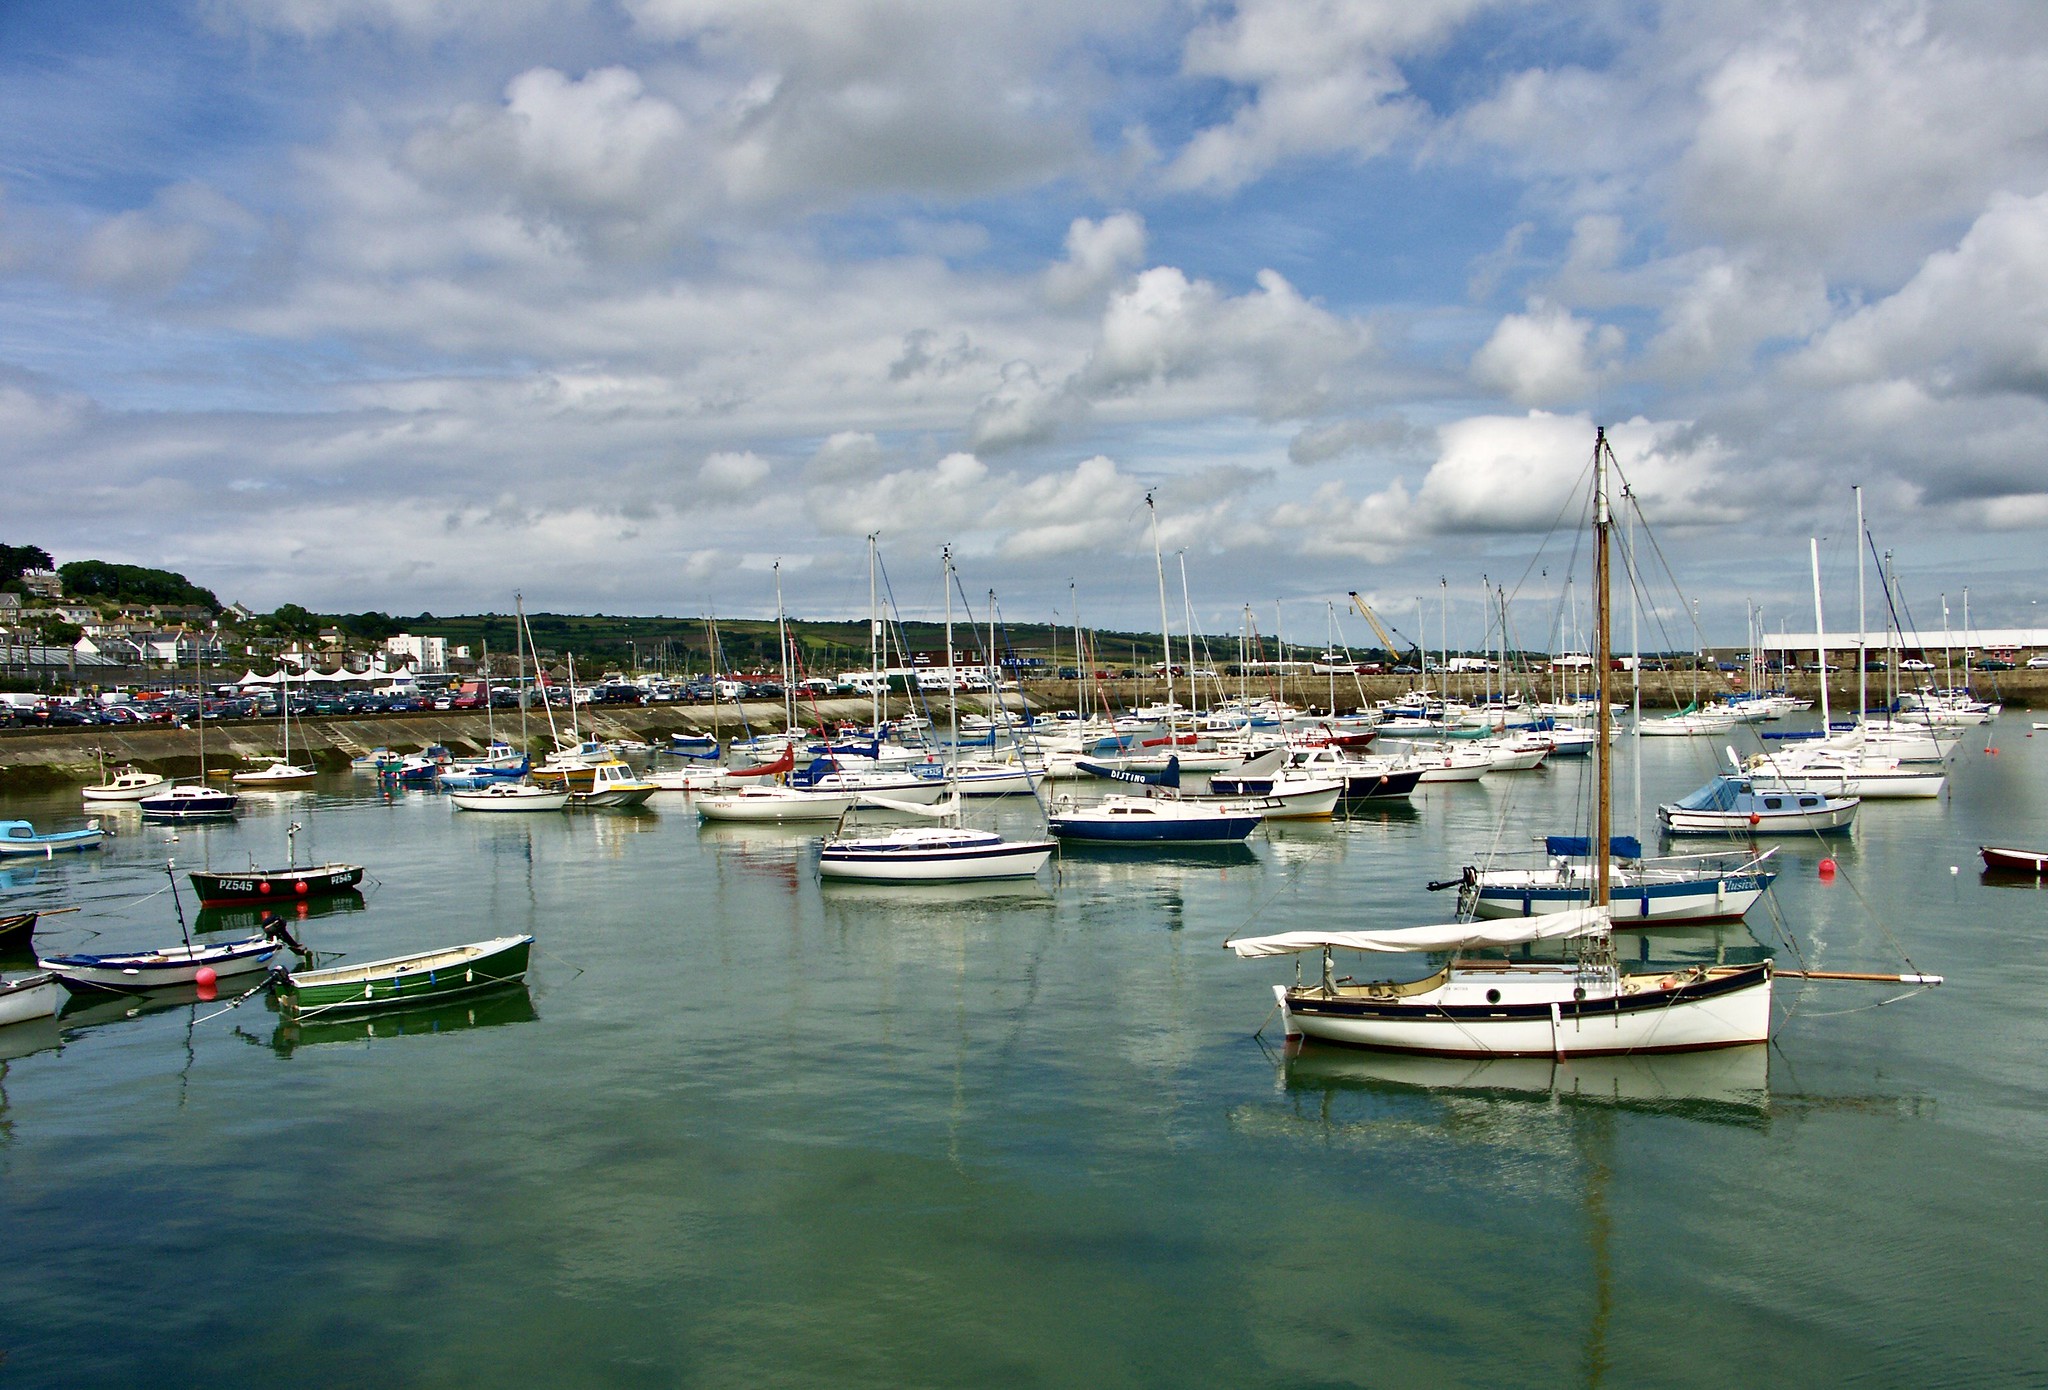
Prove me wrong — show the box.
[699,449,772,497]
[1044,212,1147,308]
[1166,0,1498,193]
[204,0,584,38]
[1469,300,1621,406]
[1793,191,2048,399]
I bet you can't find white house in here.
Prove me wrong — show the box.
[384,633,449,672]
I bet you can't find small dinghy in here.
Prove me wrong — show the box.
[0,971,62,1028]
[275,935,534,1018]
[0,819,106,857]
[1980,846,2048,876]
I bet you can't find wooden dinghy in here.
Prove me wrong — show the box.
[276,935,534,1018]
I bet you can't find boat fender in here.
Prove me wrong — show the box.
[1659,975,1679,990]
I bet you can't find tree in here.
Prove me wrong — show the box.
[0,543,53,586]
[266,603,321,639]
[56,560,220,611]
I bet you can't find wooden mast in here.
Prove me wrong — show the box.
[1593,427,1613,909]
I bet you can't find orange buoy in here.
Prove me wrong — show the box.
[1819,858,1837,880]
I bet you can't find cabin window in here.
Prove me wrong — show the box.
[1800,797,1818,808]
[1763,797,1782,810]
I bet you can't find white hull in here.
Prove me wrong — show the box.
[82,772,169,802]
[41,936,283,993]
[1659,802,1857,835]
[0,973,63,1026]
[449,785,571,812]
[694,789,859,823]
[1750,768,1945,800]
[1468,873,1772,923]
[818,832,1055,881]
[1275,963,1773,1057]
[1639,714,1739,737]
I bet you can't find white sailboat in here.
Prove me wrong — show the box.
[1228,428,1935,1057]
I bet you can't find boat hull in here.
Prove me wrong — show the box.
[0,829,105,857]
[1047,813,1261,844]
[82,773,169,802]
[448,785,570,812]
[0,972,62,1027]
[694,791,859,823]
[1658,804,1857,835]
[1981,846,2048,875]
[188,864,366,907]
[279,935,533,1017]
[139,787,240,820]
[40,935,282,993]
[1275,963,1773,1057]
[819,837,1055,881]
[1468,872,1776,922]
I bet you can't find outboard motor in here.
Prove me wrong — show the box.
[258,911,312,959]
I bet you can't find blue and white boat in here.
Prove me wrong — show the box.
[1458,835,1780,922]
[0,819,107,857]
[818,826,1055,882]
[1657,776,1858,836]
[139,784,240,820]
[1046,792,1262,844]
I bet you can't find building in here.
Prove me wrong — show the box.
[385,633,449,672]
[18,569,61,599]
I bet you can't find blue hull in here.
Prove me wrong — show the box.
[1048,817,1259,844]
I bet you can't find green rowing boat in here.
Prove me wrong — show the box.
[277,934,533,1018]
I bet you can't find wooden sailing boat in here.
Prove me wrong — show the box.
[1227,428,1939,1057]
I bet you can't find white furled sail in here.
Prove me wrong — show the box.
[1228,906,1609,958]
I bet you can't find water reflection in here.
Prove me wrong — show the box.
[1274,1040,1773,1127]
[260,983,538,1055]
[194,891,366,937]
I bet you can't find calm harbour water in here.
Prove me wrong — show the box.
[2,718,2045,1388]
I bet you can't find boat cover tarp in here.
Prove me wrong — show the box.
[856,792,961,818]
[1224,748,1289,778]
[1669,776,1743,812]
[1228,906,1610,958]
[1076,756,1180,787]
[1544,835,1644,859]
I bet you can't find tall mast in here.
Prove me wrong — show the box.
[1593,427,1613,908]
[868,533,880,732]
[1147,490,1175,716]
[943,545,957,766]
[1810,538,1830,729]
[774,560,792,734]
[1855,485,1867,730]
[1178,550,1200,715]
[1624,487,1642,839]
[1072,582,1084,721]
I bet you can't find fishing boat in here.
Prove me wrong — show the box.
[275,935,533,1018]
[0,910,40,953]
[0,971,62,1027]
[0,819,106,857]
[1657,774,1858,835]
[1980,846,2048,876]
[448,781,571,812]
[187,823,365,906]
[561,758,657,808]
[39,862,309,994]
[1223,428,1873,1058]
[41,922,295,993]
[81,765,169,802]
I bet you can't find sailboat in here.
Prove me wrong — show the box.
[450,596,571,812]
[1227,428,1938,1057]
[818,547,1055,881]
[233,665,319,786]
[139,640,240,820]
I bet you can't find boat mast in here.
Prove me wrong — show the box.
[1810,538,1830,730]
[1855,485,1867,732]
[774,560,792,735]
[1178,550,1200,716]
[1072,582,1084,722]
[1624,485,1642,840]
[868,533,881,733]
[1147,491,1176,718]
[943,545,957,772]
[1593,427,1613,910]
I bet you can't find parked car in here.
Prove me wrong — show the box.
[1899,658,1934,671]
[2028,655,2048,669]
[1978,659,2016,670]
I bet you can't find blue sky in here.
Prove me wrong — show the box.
[5,0,2048,650]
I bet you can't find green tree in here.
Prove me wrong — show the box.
[57,559,220,611]
[0,543,54,586]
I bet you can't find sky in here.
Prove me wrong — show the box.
[4,0,2048,650]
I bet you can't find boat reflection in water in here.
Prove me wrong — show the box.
[264,983,537,1055]
[1275,1039,1772,1127]
[193,890,366,938]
